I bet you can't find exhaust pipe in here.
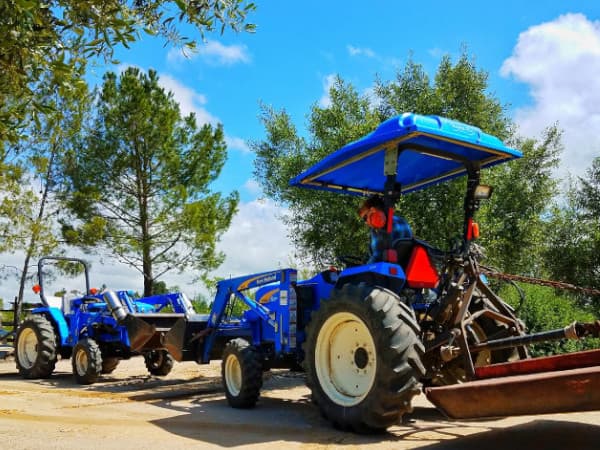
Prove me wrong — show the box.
[104,290,128,321]
[103,291,156,352]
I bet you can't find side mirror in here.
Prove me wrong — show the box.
[474,185,493,200]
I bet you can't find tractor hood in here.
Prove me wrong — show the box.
[289,113,522,196]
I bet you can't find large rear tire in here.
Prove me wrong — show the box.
[221,338,263,408]
[304,283,425,432]
[72,338,102,385]
[15,315,58,379]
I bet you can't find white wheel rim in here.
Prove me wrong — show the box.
[224,354,242,396]
[75,348,89,376]
[315,312,377,407]
[17,328,38,369]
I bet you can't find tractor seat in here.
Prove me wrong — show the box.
[392,238,415,268]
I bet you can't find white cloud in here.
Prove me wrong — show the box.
[158,74,219,126]
[0,249,144,305]
[347,45,376,58]
[501,13,600,178]
[0,199,295,304]
[428,47,445,59]
[362,86,381,110]
[211,198,294,278]
[117,63,142,74]
[225,135,250,153]
[243,178,262,196]
[319,73,336,107]
[167,40,251,66]
[166,47,194,63]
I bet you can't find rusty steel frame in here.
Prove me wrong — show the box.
[425,350,600,419]
[425,253,528,380]
[422,252,600,419]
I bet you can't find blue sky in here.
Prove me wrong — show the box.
[2,1,600,302]
[100,1,600,201]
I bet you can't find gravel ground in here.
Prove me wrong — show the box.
[0,356,599,449]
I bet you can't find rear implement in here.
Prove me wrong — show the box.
[426,349,600,419]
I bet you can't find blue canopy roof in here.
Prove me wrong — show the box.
[289,113,522,196]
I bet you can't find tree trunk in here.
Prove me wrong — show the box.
[143,257,153,297]
[15,253,32,326]
[140,169,152,297]
[16,146,56,317]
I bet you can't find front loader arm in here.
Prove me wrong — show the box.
[201,269,296,363]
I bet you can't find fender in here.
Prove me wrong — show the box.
[336,262,407,292]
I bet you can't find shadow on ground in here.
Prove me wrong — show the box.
[146,375,600,448]
[0,357,225,407]
[2,358,600,449]
[149,396,600,449]
[413,419,600,450]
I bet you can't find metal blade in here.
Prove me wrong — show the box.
[426,350,600,419]
[162,317,187,362]
[122,314,156,352]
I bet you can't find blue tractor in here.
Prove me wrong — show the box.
[15,256,195,384]
[162,113,600,432]
[21,114,595,431]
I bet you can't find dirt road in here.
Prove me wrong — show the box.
[0,357,599,449]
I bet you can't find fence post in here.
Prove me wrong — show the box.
[12,295,21,331]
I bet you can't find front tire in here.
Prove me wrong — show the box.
[304,283,425,432]
[15,315,58,379]
[221,338,263,408]
[72,338,102,385]
[101,357,120,374]
[144,350,174,376]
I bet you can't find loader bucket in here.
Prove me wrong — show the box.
[122,314,156,352]
[163,317,187,362]
[163,314,210,362]
[425,349,600,419]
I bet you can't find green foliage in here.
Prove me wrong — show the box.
[191,293,212,314]
[252,50,559,266]
[252,78,381,264]
[544,157,600,308]
[0,63,89,306]
[1,310,13,332]
[61,68,238,296]
[190,291,249,316]
[499,283,600,356]
[376,54,511,138]
[152,280,169,295]
[227,297,250,317]
[0,0,255,153]
[479,126,561,273]
[579,157,600,218]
